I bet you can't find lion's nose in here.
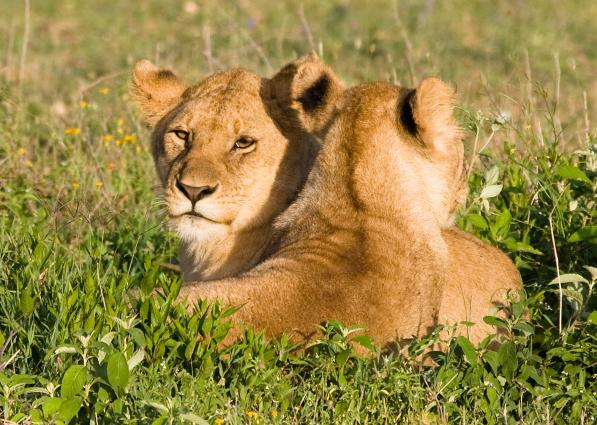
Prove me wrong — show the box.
[176,180,217,204]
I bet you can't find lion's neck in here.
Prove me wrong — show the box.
[179,225,273,282]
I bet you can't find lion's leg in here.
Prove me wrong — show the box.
[175,268,325,342]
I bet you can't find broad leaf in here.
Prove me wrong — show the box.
[61,365,88,399]
[554,165,591,184]
[549,273,589,285]
[568,226,597,243]
[107,352,129,392]
[456,336,477,365]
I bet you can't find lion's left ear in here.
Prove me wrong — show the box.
[130,60,188,126]
[400,77,460,153]
[264,53,344,136]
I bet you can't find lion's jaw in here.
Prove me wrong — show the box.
[175,216,272,281]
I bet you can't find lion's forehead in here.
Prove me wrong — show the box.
[186,68,263,98]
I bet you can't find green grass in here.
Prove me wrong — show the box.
[0,1,595,423]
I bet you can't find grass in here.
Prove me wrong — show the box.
[0,0,595,423]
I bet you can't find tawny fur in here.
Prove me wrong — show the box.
[131,55,521,347]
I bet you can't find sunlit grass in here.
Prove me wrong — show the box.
[0,0,595,423]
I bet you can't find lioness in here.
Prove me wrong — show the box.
[132,55,520,346]
[131,56,341,282]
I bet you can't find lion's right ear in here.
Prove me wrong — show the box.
[400,77,461,154]
[130,60,187,126]
[264,53,343,135]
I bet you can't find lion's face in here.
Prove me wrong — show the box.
[151,70,303,239]
[130,56,342,273]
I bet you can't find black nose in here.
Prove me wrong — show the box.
[176,180,217,204]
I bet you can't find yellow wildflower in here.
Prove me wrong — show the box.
[245,411,257,419]
[79,100,88,109]
[65,127,80,136]
[99,87,109,95]
[103,134,113,146]
[271,409,278,418]
[123,134,136,143]
[95,179,103,189]
[17,147,27,156]
[72,181,80,189]
[214,419,225,425]
[115,139,122,146]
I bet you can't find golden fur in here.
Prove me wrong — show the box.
[131,55,521,347]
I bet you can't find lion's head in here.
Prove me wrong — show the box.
[130,55,343,280]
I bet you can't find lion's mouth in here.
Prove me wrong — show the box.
[171,211,219,223]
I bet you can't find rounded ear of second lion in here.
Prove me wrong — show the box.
[264,53,343,136]
[130,59,188,126]
[402,77,461,153]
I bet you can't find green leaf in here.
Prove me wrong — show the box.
[179,413,209,424]
[42,397,63,417]
[588,311,597,325]
[510,241,543,255]
[66,289,79,309]
[512,322,534,336]
[560,288,584,305]
[335,400,349,415]
[30,409,43,423]
[568,226,597,243]
[549,273,589,285]
[466,213,488,229]
[129,327,147,348]
[10,413,27,423]
[554,165,591,184]
[351,335,376,352]
[146,401,169,413]
[335,349,350,367]
[57,397,82,424]
[185,339,197,361]
[19,283,35,315]
[456,336,477,365]
[61,365,88,399]
[483,316,507,329]
[107,352,129,392]
[140,262,159,296]
[497,342,518,380]
[491,208,511,237]
[484,350,500,375]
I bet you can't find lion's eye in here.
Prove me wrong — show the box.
[171,130,189,142]
[234,136,256,150]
